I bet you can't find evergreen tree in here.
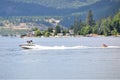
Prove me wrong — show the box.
[73,17,79,34]
[73,17,83,35]
[55,25,61,35]
[92,21,99,34]
[113,11,120,33]
[48,27,53,33]
[44,32,50,37]
[35,29,42,36]
[80,26,92,36]
[86,10,95,27]
[99,19,111,36]
[111,28,119,36]
[32,27,38,31]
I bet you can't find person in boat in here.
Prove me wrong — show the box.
[102,44,108,47]
[27,40,33,44]
[19,40,34,47]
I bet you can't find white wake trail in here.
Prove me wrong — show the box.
[33,45,88,50]
[28,45,120,50]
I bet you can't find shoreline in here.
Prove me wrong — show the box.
[0,34,120,38]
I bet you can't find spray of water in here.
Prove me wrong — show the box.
[23,45,120,50]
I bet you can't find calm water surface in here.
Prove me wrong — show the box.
[0,37,120,79]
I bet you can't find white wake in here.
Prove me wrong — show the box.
[27,45,120,50]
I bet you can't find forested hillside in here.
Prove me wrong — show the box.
[0,0,120,27]
[12,0,99,9]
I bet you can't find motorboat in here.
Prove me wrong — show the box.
[19,44,36,49]
[19,40,37,49]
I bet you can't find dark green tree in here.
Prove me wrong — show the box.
[92,22,99,34]
[80,26,92,36]
[62,29,69,35]
[73,17,83,35]
[32,27,38,31]
[113,11,120,33]
[73,17,79,34]
[45,32,50,37]
[111,28,119,36]
[99,19,111,36]
[48,27,53,33]
[86,10,95,27]
[35,29,42,36]
[55,25,61,35]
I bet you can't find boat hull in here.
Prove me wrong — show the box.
[19,44,35,49]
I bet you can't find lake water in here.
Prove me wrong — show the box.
[0,36,120,79]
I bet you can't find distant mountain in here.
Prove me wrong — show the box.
[10,0,100,9]
[0,0,120,27]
